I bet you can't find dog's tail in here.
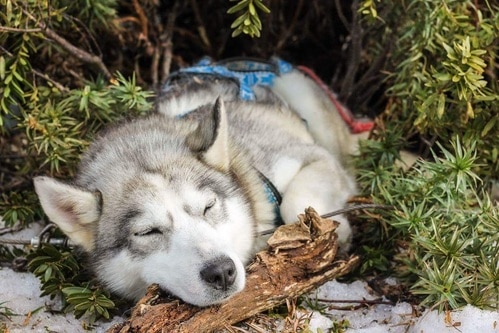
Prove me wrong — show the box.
[272,66,372,160]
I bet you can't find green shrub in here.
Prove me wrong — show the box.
[356,0,498,311]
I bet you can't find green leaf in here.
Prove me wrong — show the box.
[254,0,270,14]
[231,26,244,37]
[227,0,249,14]
[3,85,11,99]
[442,42,456,60]
[0,56,5,80]
[44,265,53,282]
[230,13,248,29]
[436,93,445,119]
[62,286,91,296]
[248,2,256,16]
[481,118,496,137]
[96,297,115,309]
[41,244,63,258]
[74,301,92,312]
[433,72,451,82]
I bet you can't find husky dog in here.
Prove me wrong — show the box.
[34,62,360,307]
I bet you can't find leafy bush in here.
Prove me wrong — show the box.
[356,137,498,310]
[359,0,498,178]
[355,0,498,311]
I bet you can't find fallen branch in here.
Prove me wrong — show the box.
[108,207,359,333]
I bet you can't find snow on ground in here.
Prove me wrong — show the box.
[0,267,120,333]
[2,267,498,333]
[306,280,499,333]
[1,224,499,332]
[0,223,120,332]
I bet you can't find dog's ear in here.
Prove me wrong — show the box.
[33,176,100,252]
[186,97,230,171]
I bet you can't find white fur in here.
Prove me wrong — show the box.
[280,159,355,249]
[202,99,230,171]
[271,157,302,193]
[97,252,146,300]
[159,95,211,118]
[273,71,355,160]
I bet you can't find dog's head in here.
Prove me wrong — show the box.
[34,99,257,306]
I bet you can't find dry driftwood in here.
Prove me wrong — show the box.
[108,207,359,333]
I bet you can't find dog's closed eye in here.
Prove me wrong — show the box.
[203,198,217,216]
[134,228,163,237]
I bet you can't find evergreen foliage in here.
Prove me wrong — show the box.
[356,137,498,310]
[359,0,498,178]
[354,0,498,311]
[227,0,270,37]
[27,244,116,323]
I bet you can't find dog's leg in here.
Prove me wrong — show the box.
[279,159,355,251]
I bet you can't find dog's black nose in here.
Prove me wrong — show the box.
[200,256,237,291]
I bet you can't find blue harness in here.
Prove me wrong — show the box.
[176,57,293,101]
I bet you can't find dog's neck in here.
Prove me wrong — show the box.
[255,170,283,227]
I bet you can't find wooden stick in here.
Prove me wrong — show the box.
[108,208,359,333]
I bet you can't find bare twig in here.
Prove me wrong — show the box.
[339,0,362,102]
[276,0,304,51]
[317,298,395,306]
[0,226,23,236]
[22,9,112,79]
[321,203,394,219]
[0,45,14,57]
[151,45,161,85]
[42,28,112,79]
[132,0,149,40]
[32,69,69,93]
[0,26,41,33]
[147,1,177,85]
[259,203,394,236]
[161,3,178,81]
[334,0,351,32]
[318,297,394,311]
[189,0,212,51]
[63,13,104,59]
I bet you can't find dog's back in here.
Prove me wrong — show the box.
[158,75,358,237]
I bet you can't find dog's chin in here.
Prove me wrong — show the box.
[187,291,238,307]
[166,268,246,307]
[164,283,244,307]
